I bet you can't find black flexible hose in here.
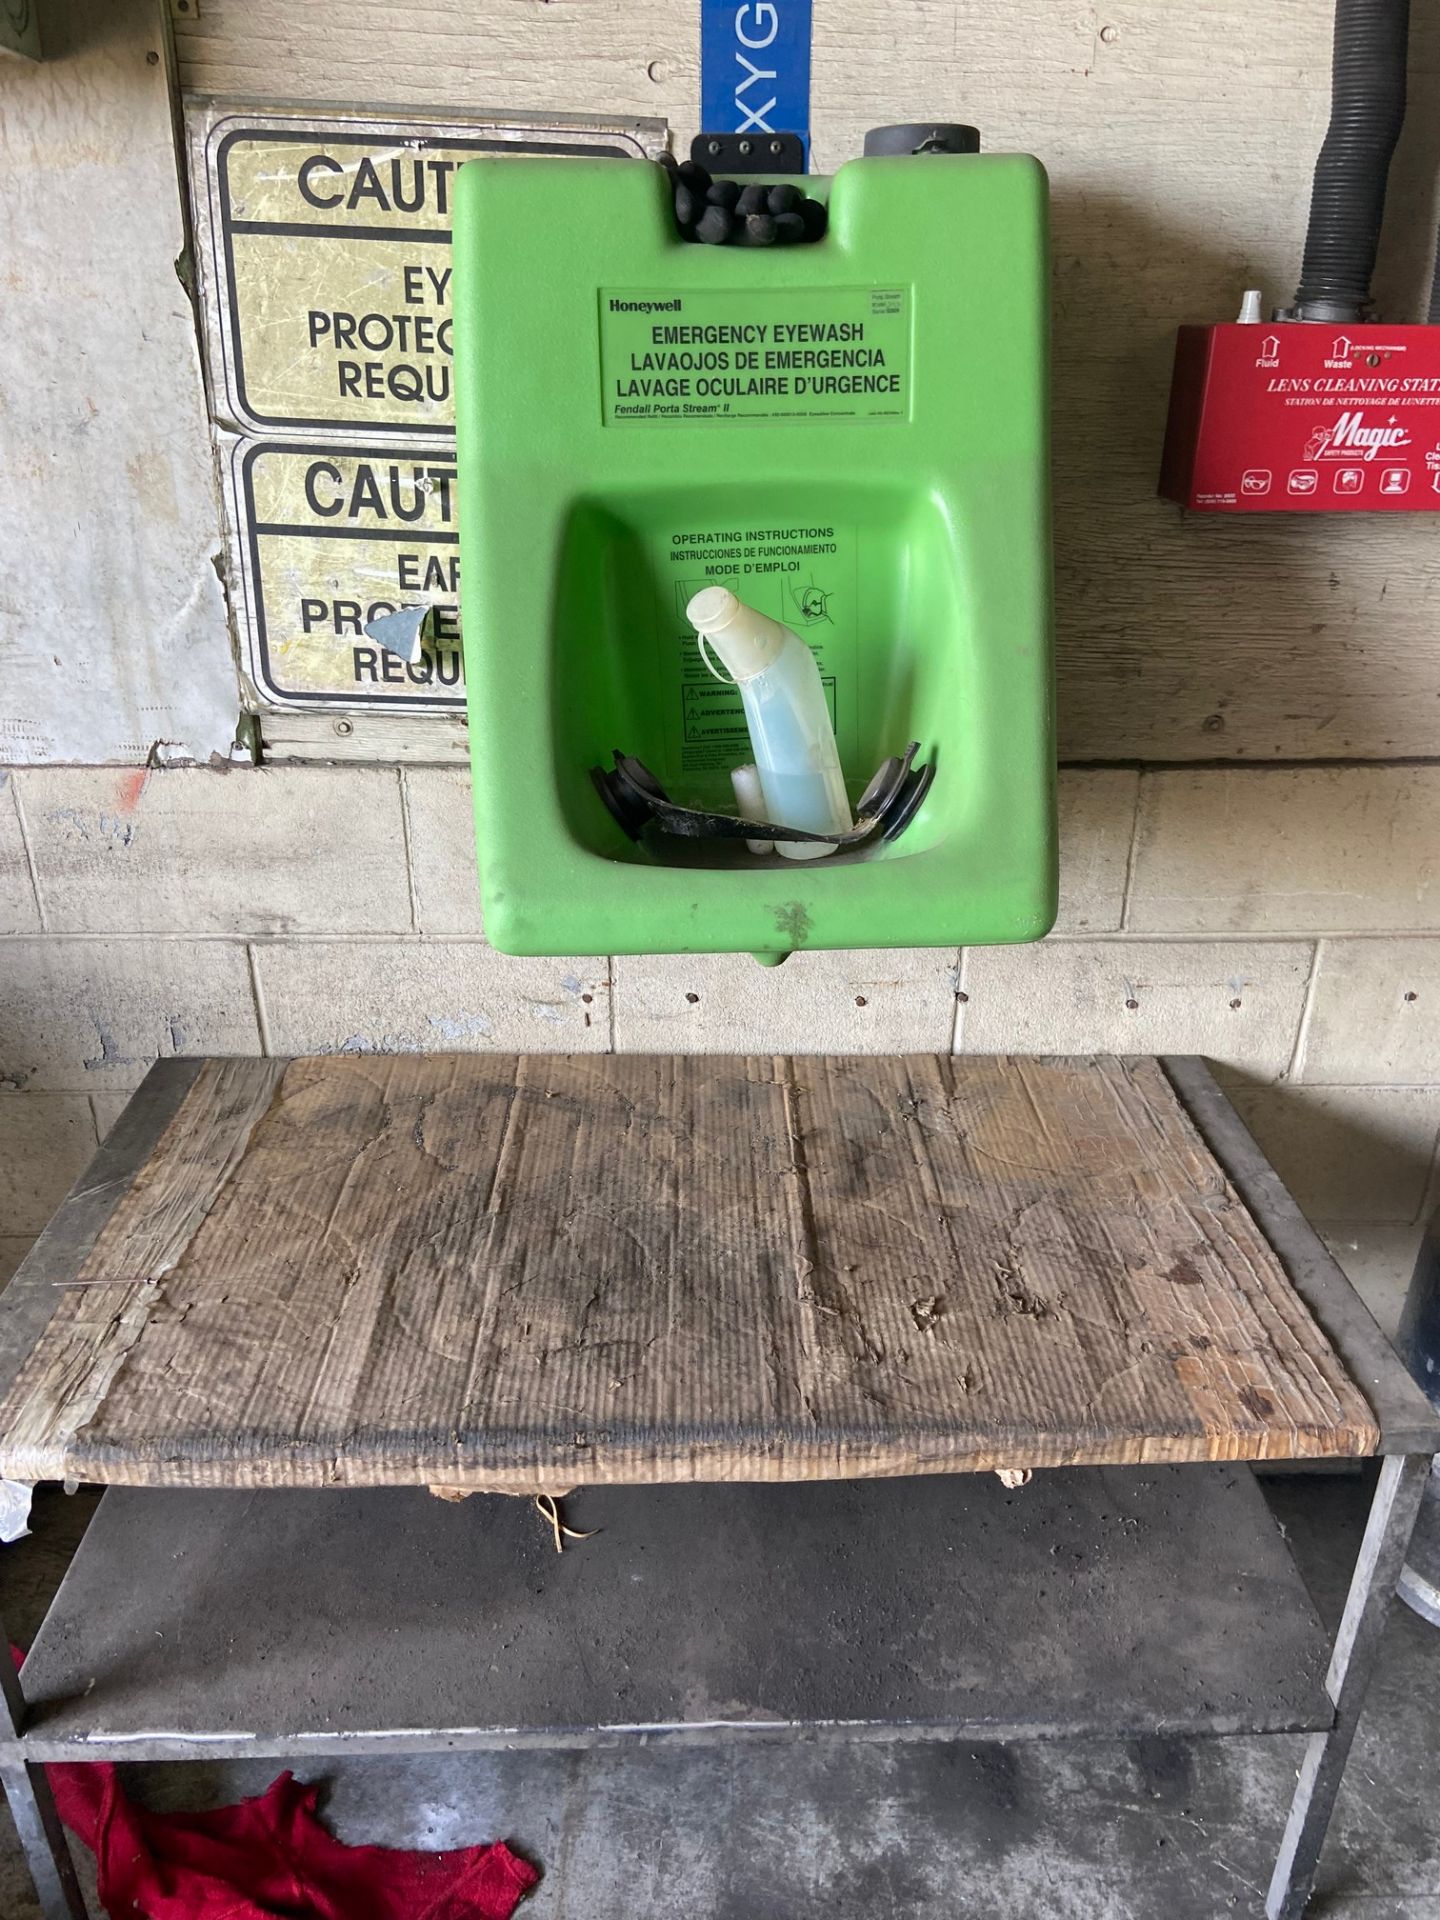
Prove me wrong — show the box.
[1294,0,1409,321]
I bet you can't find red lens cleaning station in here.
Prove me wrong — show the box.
[1162,322,1440,512]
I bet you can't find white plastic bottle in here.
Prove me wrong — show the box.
[686,587,851,861]
[729,764,776,857]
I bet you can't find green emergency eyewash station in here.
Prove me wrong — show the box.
[452,127,1055,963]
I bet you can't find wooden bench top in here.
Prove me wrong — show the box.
[0,1052,1396,1489]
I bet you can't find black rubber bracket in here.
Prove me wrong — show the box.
[590,744,934,849]
[691,131,806,175]
[862,123,980,156]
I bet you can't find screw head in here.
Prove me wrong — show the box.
[333,718,354,737]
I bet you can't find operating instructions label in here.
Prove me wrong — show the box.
[654,519,858,780]
[601,286,910,425]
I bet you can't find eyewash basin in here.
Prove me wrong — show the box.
[452,151,1055,958]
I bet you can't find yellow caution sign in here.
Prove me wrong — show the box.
[189,102,666,437]
[228,442,464,709]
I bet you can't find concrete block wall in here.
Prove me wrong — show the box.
[2,761,1437,1322]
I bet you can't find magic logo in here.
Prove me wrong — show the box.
[1303,410,1412,463]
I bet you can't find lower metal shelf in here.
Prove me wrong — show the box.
[12,1467,1332,1763]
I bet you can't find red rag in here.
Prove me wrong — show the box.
[45,1758,545,1920]
[45,1763,538,1920]
[11,1641,536,1919]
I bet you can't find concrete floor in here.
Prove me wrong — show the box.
[0,1217,1434,1918]
[0,1470,1437,1920]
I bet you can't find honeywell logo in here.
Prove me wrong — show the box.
[1304,410,1412,462]
[609,297,683,313]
